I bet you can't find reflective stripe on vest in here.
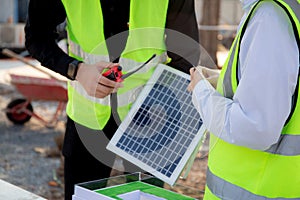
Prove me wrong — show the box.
[206,0,300,199]
[62,0,169,129]
[206,168,300,200]
[68,40,165,106]
[265,134,300,155]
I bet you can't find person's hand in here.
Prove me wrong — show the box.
[75,61,123,98]
[187,66,205,92]
[201,66,220,89]
[187,66,220,92]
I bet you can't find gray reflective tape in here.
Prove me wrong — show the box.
[110,92,121,125]
[282,0,300,20]
[68,40,166,73]
[223,39,237,99]
[68,40,109,63]
[265,134,300,156]
[206,168,300,200]
[118,54,167,72]
[69,81,142,106]
[69,81,110,105]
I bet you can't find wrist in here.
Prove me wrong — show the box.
[67,60,83,80]
[75,62,84,80]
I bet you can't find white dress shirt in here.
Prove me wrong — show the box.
[192,1,299,150]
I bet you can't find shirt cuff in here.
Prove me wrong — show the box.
[193,79,216,97]
[191,79,215,114]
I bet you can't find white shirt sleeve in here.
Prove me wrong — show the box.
[192,2,299,150]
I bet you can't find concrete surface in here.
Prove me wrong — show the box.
[0,179,46,200]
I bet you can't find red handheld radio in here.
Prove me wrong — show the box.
[102,54,156,82]
[102,66,123,82]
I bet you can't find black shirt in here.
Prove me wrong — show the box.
[25,0,200,78]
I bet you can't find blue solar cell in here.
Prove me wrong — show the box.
[132,106,151,126]
[119,84,182,154]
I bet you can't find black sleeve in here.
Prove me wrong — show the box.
[25,0,76,78]
[166,0,200,74]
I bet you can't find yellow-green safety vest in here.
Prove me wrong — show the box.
[61,0,169,130]
[206,0,300,199]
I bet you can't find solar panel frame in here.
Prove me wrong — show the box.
[107,64,206,186]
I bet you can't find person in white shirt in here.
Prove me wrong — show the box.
[188,0,300,199]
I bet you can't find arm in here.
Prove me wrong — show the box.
[190,2,299,150]
[25,0,122,98]
[25,0,74,77]
[166,0,200,73]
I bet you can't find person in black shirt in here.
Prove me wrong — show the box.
[25,1,200,199]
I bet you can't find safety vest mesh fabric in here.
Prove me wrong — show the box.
[61,0,169,130]
[206,0,300,199]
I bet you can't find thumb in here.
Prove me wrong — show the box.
[96,62,119,73]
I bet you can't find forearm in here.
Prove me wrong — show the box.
[192,81,281,150]
[166,0,200,73]
[25,28,74,77]
[24,0,76,78]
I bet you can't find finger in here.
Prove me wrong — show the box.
[187,82,193,92]
[203,67,220,76]
[96,79,123,96]
[194,66,205,79]
[96,62,120,73]
[189,67,196,75]
[195,68,206,80]
[99,80,123,91]
[101,62,120,72]
[195,66,203,73]
[202,69,209,78]
[95,84,114,98]
[107,63,120,69]
[98,82,115,89]
[112,87,120,93]
[112,83,124,93]
[98,75,119,88]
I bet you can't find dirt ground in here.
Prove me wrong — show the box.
[0,82,208,200]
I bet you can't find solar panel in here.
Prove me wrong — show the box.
[107,64,206,186]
